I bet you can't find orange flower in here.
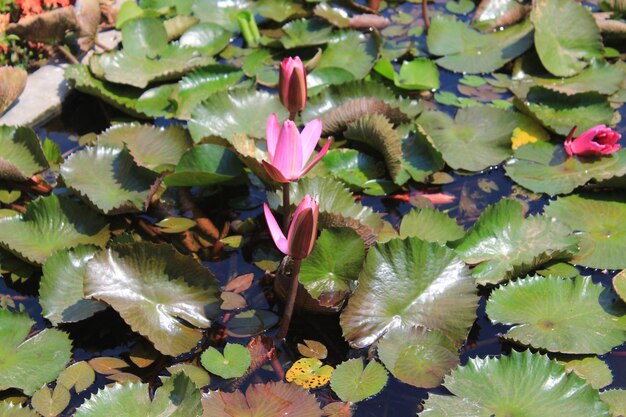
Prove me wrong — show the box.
[16,0,44,16]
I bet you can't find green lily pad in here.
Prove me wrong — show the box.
[74,373,201,417]
[178,22,231,55]
[57,361,96,393]
[454,199,577,285]
[505,142,626,195]
[192,0,251,32]
[421,350,610,417]
[272,176,389,245]
[0,309,72,395]
[0,126,48,181]
[514,87,614,136]
[84,242,221,356]
[163,144,244,187]
[0,194,110,265]
[306,67,355,95]
[280,18,334,49]
[314,30,379,80]
[601,390,626,417]
[321,149,386,191]
[417,107,520,172]
[135,84,178,118]
[166,363,210,389]
[561,357,613,389]
[299,228,365,308]
[201,381,323,416]
[614,270,626,303]
[399,207,465,243]
[0,402,40,417]
[120,17,169,57]
[40,245,107,326]
[544,193,626,269]
[394,58,440,90]
[31,385,70,417]
[488,275,626,354]
[446,0,475,15]
[61,146,159,215]
[97,123,192,173]
[401,127,446,183]
[378,325,459,389]
[176,65,243,119]
[330,359,388,403]
[256,0,306,22]
[427,15,533,73]
[340,237,478,348]
[200,343,251,379]
[531,0,603,77]
[188,88,288,142]
[64,65,146,119]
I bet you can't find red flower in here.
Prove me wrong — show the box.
[564,125,621,157]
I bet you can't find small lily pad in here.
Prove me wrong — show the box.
[31,385,71,417]
[297,340,328,360]
[200,343,251,379]
[561,357,613,389]
[330,359,387,403]
[57,361,96,393]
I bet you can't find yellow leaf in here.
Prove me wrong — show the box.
[286,358,334,389]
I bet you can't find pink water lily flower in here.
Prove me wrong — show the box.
[263,195,319,260]
[262,114,331,183]
[564,125,621,157]
[279,56,307,115]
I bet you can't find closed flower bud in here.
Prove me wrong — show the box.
[564,125,621,157]
[279,56,307,115]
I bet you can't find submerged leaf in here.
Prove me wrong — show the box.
[84,242,221,356]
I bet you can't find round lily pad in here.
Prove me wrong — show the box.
[84,242,221,356]
[421,350,610,417]
[330,359,387,403]
[200,343,251,379]
[487,275,626,354]
[339,237,478,348]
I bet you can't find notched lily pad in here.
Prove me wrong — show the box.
[330,359,387,403]
[0,126,49,181]
[84,242,221,356]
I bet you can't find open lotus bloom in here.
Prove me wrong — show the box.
[279,56,307,114]
[262,114,331,183]
[564,125,621,157]
[263,195,319,260]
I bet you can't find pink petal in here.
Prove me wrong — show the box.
[300,136,332,177]
[272,120,302,180]
[263,203,288,255]
[300,119,323,163]
[266,113,280,160]
[287,195,319,259]
[262,161,290,183]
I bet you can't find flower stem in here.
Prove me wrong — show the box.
[282,182,290,234]
[422,0,430,30]
[289,111,296,121]
[277,258,302,340]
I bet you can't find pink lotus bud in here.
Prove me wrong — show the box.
[279,56,307,114]
[564,125,621,157]
[263,195,319,259]
[263,114,331,183]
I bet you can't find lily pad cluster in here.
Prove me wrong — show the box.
[0,0,625,415]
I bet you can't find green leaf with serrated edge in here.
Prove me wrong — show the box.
[0,402,40,417]
[61,146,158,215]
[506,143,626,196]
[201,381,323,416]
[399,207,465,243]
[560,357,613,389]
[340,237,478,348]
[0,309,72,395]
[531,0,603,77]
[280,18,334,49]
[0,195,109,265]
[487,275,626,354]
[200,343,251,379]
[454,199,577,285]
[269,176,388,246]
[378,326,459,389]
[135,84,178,118]
[97,123,192,173]
[299,228,364,308]
[0,126,48,181]
[57,361,96,392]
[330,359,387,403]
[31,385,70,417]
[164,144,244,187]
[601,390,626,417]
[84,242,221,356]
[514,87,614,136]
[314,31,379,80]
[321,149,385,191]
[421,351,610,417]
[192,0,251,32]
[417,107,519,172]
[74,373,201,417]
[427,15,533,73]
[40,245,106,325]
[189,88,288,142]
[64,65,146,119]
[544,194,626,269]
